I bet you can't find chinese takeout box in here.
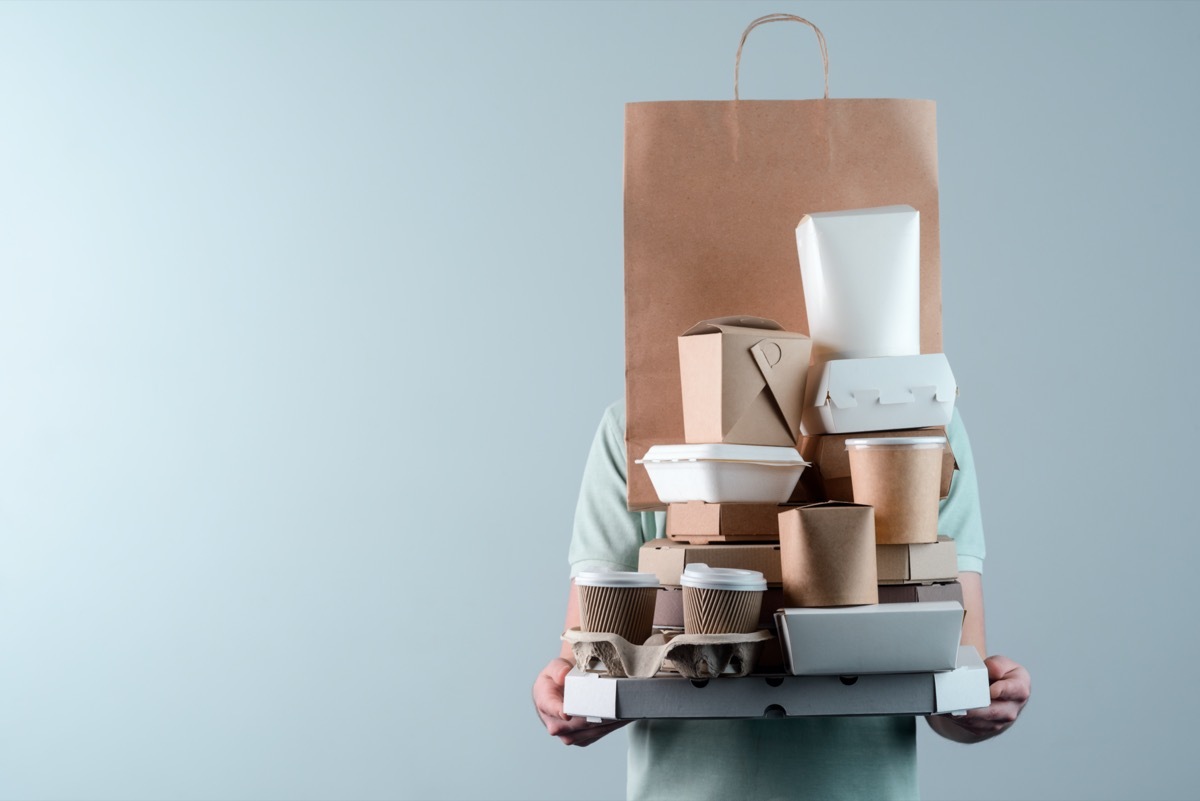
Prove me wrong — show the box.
[678,316,811,446]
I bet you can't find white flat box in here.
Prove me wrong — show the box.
[562,645,988,721]
[636,444,809,504]
[775,601,964,675]
[800,354,957,436]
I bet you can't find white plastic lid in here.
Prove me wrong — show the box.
[574,568,660,589]
[637,443,809,466]
[845,436,946,450]
[680,563,767,591]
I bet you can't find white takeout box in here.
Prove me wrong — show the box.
[636,444,809,504]
[795,206,921,365]
[800,354,957,436]
[775,601,964,675]
[562,645,989,721]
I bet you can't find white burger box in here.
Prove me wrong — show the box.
[636,444,809,504]
[776,601,965,675]
[563,645,988,722]
[800,354,958,436]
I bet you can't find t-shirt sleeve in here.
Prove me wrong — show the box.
[567,401,647,577]
[940,408,987,574]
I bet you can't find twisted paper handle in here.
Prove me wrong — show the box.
[734,13,830,100]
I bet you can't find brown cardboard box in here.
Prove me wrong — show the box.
[878,581,963,605]
[654,585,785,630]
[638,540,783,586]
[678,317,811,446]
[778,503,878,607]
[801,427,957,502]
[875,537,958,584]
[666,501,783,544]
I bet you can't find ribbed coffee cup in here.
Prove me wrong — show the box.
[575,570,660,645]
[680,564,766,635]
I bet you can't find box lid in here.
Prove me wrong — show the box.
[802,354,957,436]
[639,443,808,465]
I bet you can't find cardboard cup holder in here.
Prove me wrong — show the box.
[562,627,773,680]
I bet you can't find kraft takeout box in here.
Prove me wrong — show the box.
[562,646,989,721]
[778,503,878,607]
[678,316,812,446]
[800,354,957,436]
[667,501,783,544]
[802,427,957,502]
[878,581,963,605]
[775,601,965,675]
[639,540,783,586]
[876,537,959,584]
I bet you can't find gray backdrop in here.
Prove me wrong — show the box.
[1,2,1194,799]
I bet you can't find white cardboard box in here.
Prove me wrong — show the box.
[800,354,957,436]
[775,601,964,675]
[562,645,988,721]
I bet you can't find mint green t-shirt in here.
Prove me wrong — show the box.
[568,400,986,801]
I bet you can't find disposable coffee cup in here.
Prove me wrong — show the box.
[680,564,767,635]
[846,436,945,545]
[575,569,660,645]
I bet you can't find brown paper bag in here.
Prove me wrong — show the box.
[625,14,943,510]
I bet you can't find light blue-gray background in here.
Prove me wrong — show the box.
[0,1,1194,799]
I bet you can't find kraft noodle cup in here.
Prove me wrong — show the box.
[846,436,946,545]
[680,564,767,635]
[575,569,660,645]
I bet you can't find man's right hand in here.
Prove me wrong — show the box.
[533,657,630,746]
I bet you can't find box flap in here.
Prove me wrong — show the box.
[751,338,807,436]
[681,316,785,337]
[821,355,956,411]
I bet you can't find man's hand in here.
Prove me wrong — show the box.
[929,654,1031,743]
[533,657,630,747]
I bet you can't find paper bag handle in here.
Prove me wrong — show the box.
[734,13,830,101]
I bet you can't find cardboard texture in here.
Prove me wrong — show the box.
[878,581,963,605]
[666,501,782,544]
[678,317,812,446]
[876,537,959,584]
[801,427,956,502]
[563,627,772,679]
[562,646,989,721]
[778,503,878,607]
[683,586,763,634]
[775,601,964,675]
[624,96,942,512]
[639,540,783,586]
[795,206,922,366]
[849,442,943,544]
[801,354,957,436]
[578,584,658,645]
[655,585,784,630]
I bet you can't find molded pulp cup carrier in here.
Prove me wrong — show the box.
[680,564,767,635]
[575,569,660,645]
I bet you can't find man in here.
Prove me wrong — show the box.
[534,400,1030,800]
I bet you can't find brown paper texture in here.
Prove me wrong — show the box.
[801,427,957,502]
[578,584,659,645]
[625,99,941,511]
[678,317,811,446]
[665,501,783,544]
[875,537,958,584]
[638,540,783,585]
[778,503,878,607]
[848,445,942,544]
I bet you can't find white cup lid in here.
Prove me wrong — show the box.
[680,563,767,591]
[845,436,947,450]
[575,569,660,588]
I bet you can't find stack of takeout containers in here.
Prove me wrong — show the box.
[632,317,811,666]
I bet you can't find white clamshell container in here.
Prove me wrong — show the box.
[636,444,809,504]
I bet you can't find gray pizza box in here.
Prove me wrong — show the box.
[562,645,988,721]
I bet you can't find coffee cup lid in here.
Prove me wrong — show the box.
[680,563,767,591]
[575,568,660,588]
